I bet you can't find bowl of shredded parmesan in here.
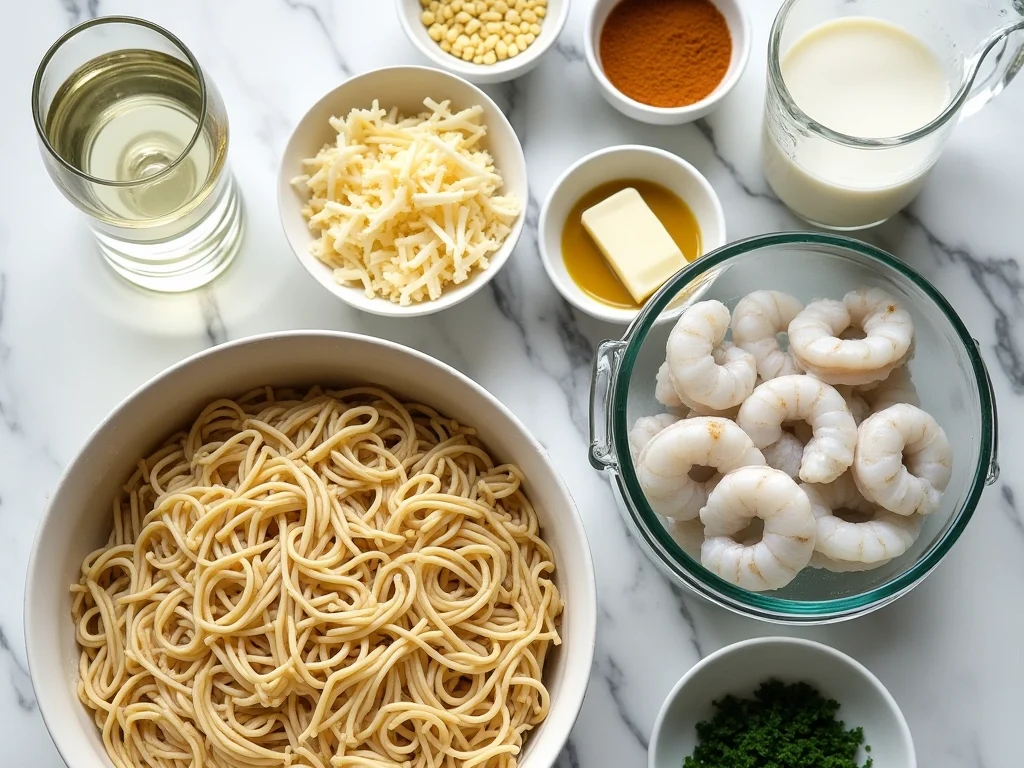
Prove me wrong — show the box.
[279,65,527,316]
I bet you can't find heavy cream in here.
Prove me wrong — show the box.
[763,17,951,229]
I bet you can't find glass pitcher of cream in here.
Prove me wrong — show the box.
[762,0,1024,230]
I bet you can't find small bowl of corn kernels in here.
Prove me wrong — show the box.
[396,0,569,84]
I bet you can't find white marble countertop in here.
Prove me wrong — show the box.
[3,1,1022,766]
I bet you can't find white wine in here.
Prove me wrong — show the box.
[46,49,227,227]
[36,28,243,293]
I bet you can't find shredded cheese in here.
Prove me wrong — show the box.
[293,98,521,305]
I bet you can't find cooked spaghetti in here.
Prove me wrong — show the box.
[71,387,562,768]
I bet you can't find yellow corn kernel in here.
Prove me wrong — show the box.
[455,10,471,23]
[521,9,536,22]
[480,10,501,21]
[503,32,515,44]
[466,18,481,33]
[440,39,452,52]
[451,0,463,10]
[473,54,484,64]
[519,20,529,32]
[428,23,445,40]
[421,10,435,25]
[486,20,503,33]
[420,0,430,6]
[442,4,454,19]
[470,32,481,43]
[456,33,471,46]
[429,0,440,9]
[524,31,535,44]
[529,22,541,35]
[505,9,520,24]
[496,39,508,56]
[445,26,459,42]
[507,42,520,56]
[462,48,474,60]
[483,34,498,50]
[535,5,546,17]
[483,50,497,64]
[515,34,527,49]
[494,0,509,12]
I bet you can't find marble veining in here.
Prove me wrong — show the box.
[2,0,1023,766]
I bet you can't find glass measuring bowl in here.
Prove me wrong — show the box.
[762,0,1024,231]
[588,233,999,623]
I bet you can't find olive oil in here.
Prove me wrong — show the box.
[561,179,701,309]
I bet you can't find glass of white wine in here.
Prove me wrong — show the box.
[32,16,243,292]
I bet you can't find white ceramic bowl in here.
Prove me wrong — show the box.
[25,332,597,768]
[396,0,569,84]
[650,637,916,768]
[539,144,726,324]
[278,66,528,318]
[584,0,751,124]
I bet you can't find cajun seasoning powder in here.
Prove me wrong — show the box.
[599,0,732,108]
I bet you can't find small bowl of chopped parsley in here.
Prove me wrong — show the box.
[650,637,915,768]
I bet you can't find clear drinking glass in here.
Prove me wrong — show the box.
[32,17,243,292]
[762,0,1024,231]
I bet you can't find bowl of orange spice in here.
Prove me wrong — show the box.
[584,0,751,124]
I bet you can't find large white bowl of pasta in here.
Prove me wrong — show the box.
[25,331,596,768]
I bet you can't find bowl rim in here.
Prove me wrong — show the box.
[394,0,570,84]
[583,0,752,117]
[610,231,996,621]
[25,329,598,768]
[538,143,727,325]
[276,65,528,318]
[648,636,916,768]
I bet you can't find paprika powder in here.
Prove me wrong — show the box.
[599,0,733,108]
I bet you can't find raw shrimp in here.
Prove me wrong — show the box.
[853,403,952,516]
[836,385,871,425]
[628,413,680,463]
[865,365,920,413]
[731,290,805,380]
[636,417,766,521]
[736,375,858,484]
[809,552,892,572]
[666,301,757,410]
[762,431,803,479]
[804,474,921,564]
[655,362,684,409]
[699,466,816,591]
[667,518,704,560]
[788,288,914,386]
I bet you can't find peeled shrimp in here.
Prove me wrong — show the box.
[628,413,680,463]
[699,466,816,591]
[788,288,913,386]
[666,301,757,410]
[865,365,920,413]
[736,375,858,484]
[853,403,953,516]
[809,552,892,572]
[836,386,871,425]
[667,518,704,560]
[804,474,921,565]
[731,290,804,380]
[655,362,684,409]
[636,417,766,521]
[762,431,804,479]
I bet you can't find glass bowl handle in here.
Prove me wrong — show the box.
[975,338,1000,485]
[589,339,625,471]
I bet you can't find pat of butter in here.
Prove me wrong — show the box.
[580,188,684,304]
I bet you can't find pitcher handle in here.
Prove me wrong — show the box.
[962,26,1024,120]
[588,339,626,471]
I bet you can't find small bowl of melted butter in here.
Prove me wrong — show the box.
[539,145,726,324]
